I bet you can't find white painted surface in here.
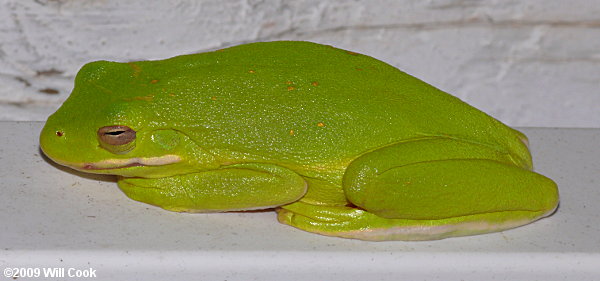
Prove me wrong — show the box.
[1,0,599,127]
[1,122,599,280]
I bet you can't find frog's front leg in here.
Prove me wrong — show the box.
[118,163,307,212]
[278,137,559,241]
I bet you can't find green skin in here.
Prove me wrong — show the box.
[40,41,559,241]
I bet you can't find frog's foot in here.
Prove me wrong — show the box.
[278,202,462,241]
[277,201,557,241]
[278,202,457,241]
[277,202,379,239]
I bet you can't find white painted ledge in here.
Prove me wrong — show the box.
[1,122,599,280]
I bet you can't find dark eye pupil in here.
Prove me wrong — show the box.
[105,131,125,136]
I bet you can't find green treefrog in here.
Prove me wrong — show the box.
[40,41,559,241]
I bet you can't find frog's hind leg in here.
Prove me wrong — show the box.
[278,137,558,241]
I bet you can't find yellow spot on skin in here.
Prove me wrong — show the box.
[169,93,176,97]
[211,96,217,101]
[346,51,359,56]
[317,122,325,127]
[150,79,159,84]
[248,70,256,74]
[138,95,154,101]
[287,86,296,91]
[128,63,142,78]
[289,129,295,136]
[124,95,154,101]
[286,81,293,85]
[355,67,363,71]
[311,81,319,86]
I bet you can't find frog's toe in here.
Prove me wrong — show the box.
[277,208,355,236]
[276,202,385,239]
[279,202,364,222]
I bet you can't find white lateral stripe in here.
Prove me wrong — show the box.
[90,154,181,169]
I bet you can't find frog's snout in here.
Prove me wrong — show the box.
[39,123,64,157]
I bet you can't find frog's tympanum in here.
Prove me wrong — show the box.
[40,41,559,240]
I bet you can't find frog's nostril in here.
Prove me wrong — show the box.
[55,131,64,137]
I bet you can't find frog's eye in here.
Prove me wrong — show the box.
[97,125,136,154]
[98,125,136,145]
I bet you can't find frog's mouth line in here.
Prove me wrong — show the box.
[80,154,181,170]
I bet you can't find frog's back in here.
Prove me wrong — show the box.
[128,41,530,168]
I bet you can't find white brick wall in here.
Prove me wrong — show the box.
[1,0,598,127]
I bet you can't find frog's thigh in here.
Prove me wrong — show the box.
[343,139,558,221]
[118,163,307,212]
